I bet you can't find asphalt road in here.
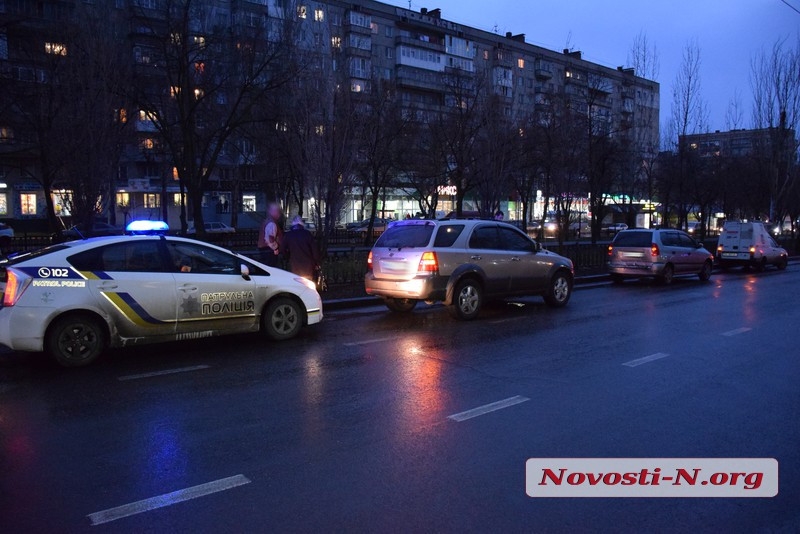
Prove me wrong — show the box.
[1,265,799,532]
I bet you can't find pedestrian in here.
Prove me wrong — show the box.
[282,215,321,280]
[494,210,505,221]
[258,203,283,268]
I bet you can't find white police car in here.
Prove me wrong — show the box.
[0,223,322,366]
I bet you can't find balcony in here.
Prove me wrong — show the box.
[395,66,443,93]
[395,35,444,53]
[535,68,553,80]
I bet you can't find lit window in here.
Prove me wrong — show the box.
[0,193,7,216]
[195,61,205,74]
[172,167,180,180]
[138,110,156,122]
[144,193,160,209]
[193,35,206,48]
[517,58,525,69]
[194,88,204,99]
[242,195,256,212]
[141,138,155,150]
[116,192,130,207]
[170,33,181,45]
[20,193,37,215]
[45,42,67,56]
[350,81,364,93]
[315,125,324,136]
[565,70,573,78]
[115,109,127,123]
[370,22,378,34]
[483,50,489,60]
[314,8,324,22]
[297,5,307,19]
[173,193,184,206]
[169,86,180,98]
[331,36,341,49]
[275,122,288,132]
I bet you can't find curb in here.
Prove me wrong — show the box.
[322,256,800,311]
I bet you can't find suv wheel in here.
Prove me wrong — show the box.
[658,264,675,285]
[449,279,482,320]
[698,260,712,281]
[544,271,572,307]
[384,298,417,313]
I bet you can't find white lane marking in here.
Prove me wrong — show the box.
[448,395,530,422]
[489,317,525,325]
[721,327,752,337]
[117,365,210,382]
[343,337,399,347]
[622,352,670,368]
[87,474,251,526]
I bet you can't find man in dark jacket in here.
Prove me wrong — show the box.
[282,216,321,280]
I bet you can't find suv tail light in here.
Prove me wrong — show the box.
[607,244,614,256]
[3,268,32,307]
[650,243,660,257]
[717,245,723,253]
[367,251,373,271]
[417,251,439,274]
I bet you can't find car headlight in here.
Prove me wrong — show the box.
[295,277,317,291]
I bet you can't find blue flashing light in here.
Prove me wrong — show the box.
[126,220,170,235]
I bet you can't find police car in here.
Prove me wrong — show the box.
[0,222,323,366]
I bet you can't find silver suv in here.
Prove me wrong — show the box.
[607,229,714,284]
[364,219,574,320]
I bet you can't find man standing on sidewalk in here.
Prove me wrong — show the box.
[282,216,321,280]
[258,203,283,268]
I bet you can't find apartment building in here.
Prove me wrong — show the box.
[0,0,659,229]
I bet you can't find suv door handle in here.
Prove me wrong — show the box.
[470,255,482,260]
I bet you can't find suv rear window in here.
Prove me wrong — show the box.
[375,223,435,249]
[613,231,653,247]
[433,224,465,247]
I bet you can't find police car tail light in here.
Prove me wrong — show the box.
[651,243,660,257]
[418,251,439,274]
[3,269,32,307]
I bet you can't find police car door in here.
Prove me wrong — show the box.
[165,240,259,337]
[68,239,178,339]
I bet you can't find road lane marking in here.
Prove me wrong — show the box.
[117,365,210,381]
[87,474,251,526]
[489,317,525,325]
[622,353,669,368]
[343,337,399,347]
[448,395,530,422]
[721,327,752,337]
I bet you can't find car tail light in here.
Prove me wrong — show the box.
[3,268,32,307]
[417,251,439,274]
[607,244,614,256]
[367,251,373,271]
[651,243,660,257]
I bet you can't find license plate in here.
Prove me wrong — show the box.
[721,252,739,258]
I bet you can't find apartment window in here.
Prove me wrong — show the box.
[138,110,155,122]
[116,192,130,207]
[313,33,323,47]
[170,32,181,45]
[349,12,371,28]
[20,193,37,215]
[385,26,393,37]
[194,88,204,99]
[133,0,156,8]
[193,35,206,48]
[134,47,152,64]
[331,36,341,49]
[144,194,160,209]
[172,193,184,206]
[0,126,13,144]
[0,193,7,216]
[330,13,341,26]
[297,5,307,19]
[45,42,67,56]
[385,47,393,59]
[351,80,365,93]
[141,138,155,150]
[315,125,324,136]
[517,58,525,69]
[242,195,256,212]
[169,86,180,98]
[314,7,324,22]
[370,22,378,34]
[483,50,489,60]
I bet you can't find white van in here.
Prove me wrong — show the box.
[716,222,788,271]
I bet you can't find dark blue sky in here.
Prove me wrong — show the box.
[386,0,800,133]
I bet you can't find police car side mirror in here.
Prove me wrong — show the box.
[241,264,251,281]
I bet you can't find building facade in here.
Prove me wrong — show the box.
[0,0,659,230]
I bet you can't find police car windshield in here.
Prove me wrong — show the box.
[1,245,69,266]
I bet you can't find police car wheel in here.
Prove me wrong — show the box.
[263,298,302,341]
[46,314,107,367]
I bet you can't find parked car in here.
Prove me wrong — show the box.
[60,222,122,240]
[605,223,629,236]
[187,222,236,234]
[0,233,322,366]
[0,223,14,239]
[348,218,388,237]
[716,221,788,271]
[365,219,574,320]
[607,229,714,285]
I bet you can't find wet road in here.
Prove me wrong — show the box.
[1,266,799,532]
